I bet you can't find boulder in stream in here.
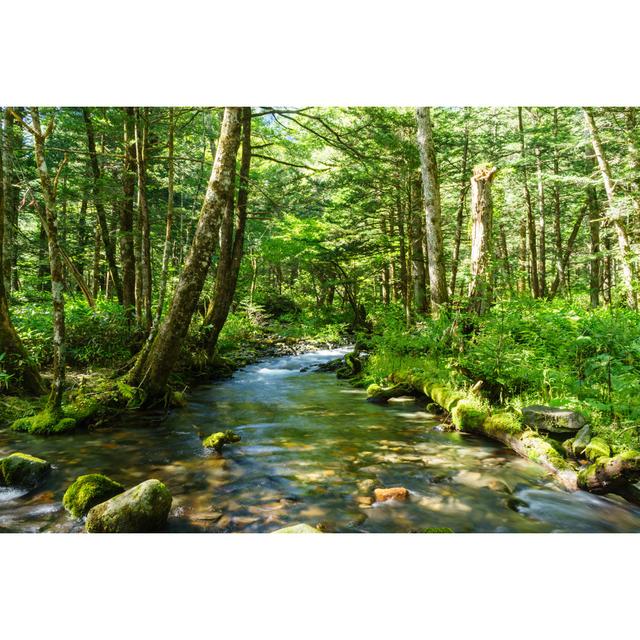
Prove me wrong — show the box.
[272,523,322,533]
[521,405,586,434]
[63,473,125,519]
[0,452,51,488]
[374,487,409,503]
[85,479,172,533]
[202,430,241,453]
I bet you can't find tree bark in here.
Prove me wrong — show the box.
[25,108,67,409]
[82,108,123,303]
[2,108,20,293]
[467,165,497,315]
[120,107,137,317]
[449,122,469,296]
[204,108,252,356]
[135,107,153,330]
[587,184,601,308]
[518,107,540,297]
[127,107,242,400]
[409,177,427,314]
[0,110,44,394]
[584,108,637,308]
[415,107,448,313]
[534,145,546,297]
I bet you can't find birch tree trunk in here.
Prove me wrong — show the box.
[2,108,20,293]
[467,165,497,315]
[415,107,448,313]
[128,107,242,400]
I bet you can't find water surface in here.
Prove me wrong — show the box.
[2,347,640,533]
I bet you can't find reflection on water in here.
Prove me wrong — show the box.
[2,347,640,533]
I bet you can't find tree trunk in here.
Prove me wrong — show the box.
[120,107,137,317]
[534,145,546,297]
[154,107,175,328]
[27,108,67,409]
[135,108,153,330]
[82,108,123,303]
[0,110,44,395]
[409,177,427,313]
[552,109,565,293]
[2,108,20,293]
[548,206,587,299]
[467,165,497,315]
[127,107,242,400]
[518,107,540,297]
[415,107,448,313]
[584,108,637,308]
[204,108,252,356]
[588,185,601,308]
[450,121,469,295]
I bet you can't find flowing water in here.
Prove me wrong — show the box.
[2,346,640,533]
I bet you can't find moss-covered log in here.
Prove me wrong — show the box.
[577,451,640,493]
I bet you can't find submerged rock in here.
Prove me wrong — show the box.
[272,523,322,533]
[521,405,586,433]
[584,437,611,462]
[374,487,409,503]
[85,479,172,533]
[0,452,51,488]
[202,430,241,453]
[63,473,125,519]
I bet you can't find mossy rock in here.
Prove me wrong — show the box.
[202,430,241,453]
[572,424,592,457]
[85,479,172,533]
[585,437,611,462]
[423,527,454,533]
[272,523,322,533]
[11,407,78,435]
[562,438,576,457]
[451,398,488,432]
[0,452,51,488]
[63,474,125,519]
[366,383,414,404]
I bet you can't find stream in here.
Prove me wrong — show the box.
[2,346,640,533]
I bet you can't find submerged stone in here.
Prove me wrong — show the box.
[374,487,409,503]
[63,473,125,519]
[521,405,586,433]
[0,452,51,488]
[272,523,322,533]
[85,479,172,533]
[202,430,241,453]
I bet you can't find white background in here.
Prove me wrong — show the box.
[2,1,639,637]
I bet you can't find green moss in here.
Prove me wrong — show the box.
[585,437,611,462]
[11,407,78,435]
[202,430,241,452]
[452,398,488,432]
[63,473,125,518]
[430,385,465,411]
[422,527,454,533]
[562,437,576,457]
[483,412,523,438]
[171,391,187,407]
[0,452,51,487]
